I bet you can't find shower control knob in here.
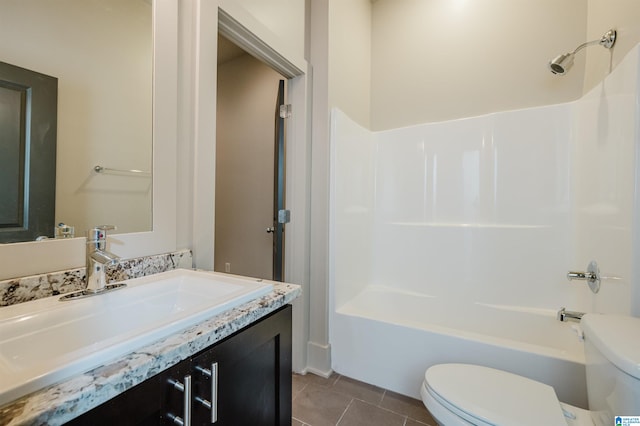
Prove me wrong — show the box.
[566,260,600,294]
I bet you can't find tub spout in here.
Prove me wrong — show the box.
[557,307,585,322]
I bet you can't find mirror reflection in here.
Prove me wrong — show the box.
[0,0,153,243]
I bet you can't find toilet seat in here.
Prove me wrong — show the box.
[421,380,487,426]
[422,364,569,426]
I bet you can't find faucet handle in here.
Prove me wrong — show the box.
[566,260,600,294]
[87,225,116,243]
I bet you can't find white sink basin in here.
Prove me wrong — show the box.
[0,269,273,406]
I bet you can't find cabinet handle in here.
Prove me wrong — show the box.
[211,362,218,423]
[194,366,212,411]
[195,363,218,423]
[167,375,192,426]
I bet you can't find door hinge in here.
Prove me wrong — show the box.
[278,209,291,224]
[279,104,292,119]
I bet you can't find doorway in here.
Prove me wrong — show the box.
[214,34,287,281]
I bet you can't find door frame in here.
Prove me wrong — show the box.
[190,2,311,373]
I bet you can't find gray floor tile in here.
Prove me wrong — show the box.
[332,375,385,405]
[293,373,308,399]
[379,390,436,425]
[337,399,405,426]
[292,383,352,426]
[295,372,340,388]
[291,373,438,426]
[405,418,437,426]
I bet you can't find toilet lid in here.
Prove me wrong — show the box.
[424,364,567,426]
[581,314,640,379]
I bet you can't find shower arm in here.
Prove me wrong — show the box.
[570,39,601,56]
[570,29,617,56]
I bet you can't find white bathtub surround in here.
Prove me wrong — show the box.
[571,47,640,314]
[330,46,640,405]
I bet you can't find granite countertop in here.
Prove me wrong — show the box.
[0,282,301,426]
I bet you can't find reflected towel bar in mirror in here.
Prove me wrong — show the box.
[94,165,151,177]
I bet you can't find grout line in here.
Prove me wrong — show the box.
[379,389,387,406]
[357,398,413,418]
[335,397,355,426]
[292,381,308,402]
[292,416,312,426]
[405,417,433,426]
[331,373,342,387]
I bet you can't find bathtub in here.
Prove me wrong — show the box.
[330,286,588,408]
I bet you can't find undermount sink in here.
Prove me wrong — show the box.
[0,269,273,406]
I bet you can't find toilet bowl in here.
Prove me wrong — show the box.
[420,314,640,426]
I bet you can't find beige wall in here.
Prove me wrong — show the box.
[215,53,283,279]
[370,0,587,130]
[368,0,640,130]
[329,0,372,128]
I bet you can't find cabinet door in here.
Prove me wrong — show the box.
[191,305,292,426]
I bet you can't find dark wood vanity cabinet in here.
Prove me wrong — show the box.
[68,305,292,426]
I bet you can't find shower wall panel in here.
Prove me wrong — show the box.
[331,45,640,315]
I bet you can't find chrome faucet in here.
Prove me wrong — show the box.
[60,225,125,301]
[557,307,585,322]
[86,225,120,293]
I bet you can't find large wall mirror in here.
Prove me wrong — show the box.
[0,0,152,243]
[0,0,177,279]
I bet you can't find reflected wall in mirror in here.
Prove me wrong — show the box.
[0,0,153,243]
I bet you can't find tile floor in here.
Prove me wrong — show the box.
[292,373,438,426]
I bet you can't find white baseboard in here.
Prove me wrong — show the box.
[306,340,332,377]
[305,365,334,378]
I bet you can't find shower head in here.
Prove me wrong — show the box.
[549,53,575,75]
[548,29,617,76]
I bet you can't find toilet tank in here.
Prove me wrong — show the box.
[581,314,640,426]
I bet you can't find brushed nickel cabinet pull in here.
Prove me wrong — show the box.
[167,375,192,426]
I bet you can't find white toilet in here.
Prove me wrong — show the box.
[420,314,640,426]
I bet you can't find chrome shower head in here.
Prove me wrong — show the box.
[548,29,617,76]
[549,53,575,75]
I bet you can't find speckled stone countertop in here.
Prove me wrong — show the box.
[0,281,301,426]
[0,249,193,307]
